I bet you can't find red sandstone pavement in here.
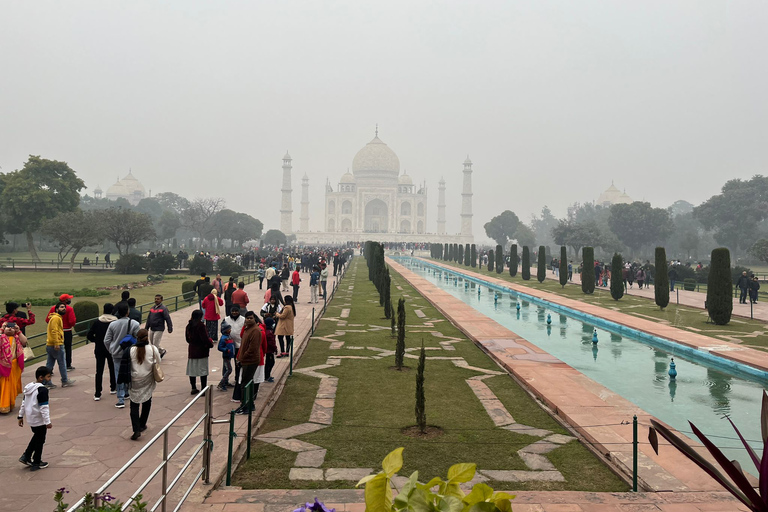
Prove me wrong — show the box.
[0,269,343,512]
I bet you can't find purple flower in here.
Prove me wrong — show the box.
[294,498,335,512]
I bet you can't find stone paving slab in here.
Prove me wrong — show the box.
[256,422,328,441]
[295,449,327,468]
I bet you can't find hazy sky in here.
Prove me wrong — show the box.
[2,1,767,241]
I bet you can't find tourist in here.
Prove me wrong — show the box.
[45,303,74,389]
[105,303,140,408]
[232,282,250,315]
[95,251,100,266]
[128,329,160,441]
[0,322,27,414]
[46,294,76,371]
[567,261,573,281]
[263,318,277,383]
[320,263,329,299]
[17,366,53,471]
[212,274,224,296]
[275,295,296,358]
[114,290,130,314]
[145,294,173,358]
[105,251,111,268]
[264,264,276,288]
[217,322,235,391]
[87,304,117,401]
[279,264,290,293]
[202,289,224,342]
[635,267,645,289]
[257,264,265,289]
[309,266,320,303]
[668,265,677,292]
[260,295,283,330]
[291,267,301,301]
[223,277,236,317]
[750,276,760,304]
[185,309,212,395]
[225,306,245,402]
[193,273,208,310]
[2,302,35,335]
[737,271,750,304]
[235,311,265,414]
[127,298,142,324]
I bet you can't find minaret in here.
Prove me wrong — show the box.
[460,156,473,238]
[280,151,293,235]
[437,177,446,235]
[300,173,310,232]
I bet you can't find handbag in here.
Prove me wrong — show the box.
[23,345,34,361]
[152,346,164,383]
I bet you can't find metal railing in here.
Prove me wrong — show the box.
[66,386,214,512]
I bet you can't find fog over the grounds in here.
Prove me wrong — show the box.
[2,1,767,241]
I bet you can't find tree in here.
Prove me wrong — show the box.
[396,298,406,370]
[464,243,471,266]
[531,206,558,249]
[487,249,495,272]
[41,209,104,272]
[495,245,504,274]
[521,246,530,280]
[749,239,768,265]
[509,244,518,277]
[182,197,224,247]
[470,244,477,267]
[444,243,449,261]
[0,156,85,260]
[707,248,733,325]
[610,253,624,300]
[537,245,546,283]
[101,207,156,256]
[514,224,536,248]
[582,247,595,294]
[552,219,602,256]
[262,229,287,247]
[457,244,464,265]
[134,197,165,222]
[559,246,568,287]
[484,210,520,247]
[157,210,181,243]
[654,247,670,309]
[608,202,674,256]
[415,341,426,433]
[384,269,392,319]
[155,192,191,214]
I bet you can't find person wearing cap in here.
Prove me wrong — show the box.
[2,302,35,335]
[45,303,75,389]
[216,322,235,391]
[46,295,77,371]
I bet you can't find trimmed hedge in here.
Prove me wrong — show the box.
[464,244,471,266]
[522,246,530,281]
[470,244,477,268]
[495,245,504,274]
[683,278,696,291]
[487,250,495,272]
[582,247,595,294]
[114,254,147,274]
[559,246,568,287]
[181,281,196,303]
[610,253,624,300]
[655,247,669,310]
[537,245,546,283]
[509,244,518,277]
[707,248,732,325]
[72,300,99,335]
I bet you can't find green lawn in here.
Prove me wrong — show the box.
[233,258,628,492]
[431,259,768,352]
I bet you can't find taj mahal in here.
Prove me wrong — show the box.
[285,129,475,245]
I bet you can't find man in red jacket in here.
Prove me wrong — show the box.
[46,294,77,371]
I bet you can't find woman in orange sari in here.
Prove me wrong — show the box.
[0,321,27,414]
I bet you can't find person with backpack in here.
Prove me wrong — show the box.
[217,322,235,391]
[104,303,140,409]
[87,303,117,401]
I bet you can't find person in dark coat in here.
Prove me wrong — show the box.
[185,310,212,394]
[749,276,761,304]
[737,271,750,304]
[87,303,117,401]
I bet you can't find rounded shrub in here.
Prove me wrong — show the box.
[189,254,213,275]
[537,245,546,283]
[72,300,99,335]
[610,253,624,300]
[149,253,177,274]
[522,246,530,280]
[655,247,669,310]
[582,247,595,294]
[182,281,196,303]
[683,278,697,291]
[707,248,733,325]
[114,254,147,274]
[217,256,243,276]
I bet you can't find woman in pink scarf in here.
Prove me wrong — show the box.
[0,322,27,414]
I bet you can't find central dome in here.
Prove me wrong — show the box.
[352,135,400,178]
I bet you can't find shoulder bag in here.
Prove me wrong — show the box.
[152,346,164,383]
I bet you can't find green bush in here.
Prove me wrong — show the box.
[487,249,495,272]
[582,247,595,294]
[181,281,196,303]
[8,298,58,307]
[707,248,733,325]
[53,288,110,298]
[149,253,177,274]
[217,256,243,276]
[696,265,710,284]
[674,265,696,281]
[495,245,504,274]
[509,244,518,277]
[522,246,530,280]
[683,278,697,291]
[655,247,669,310]
[72,300,99,335]
[610,253,624,300]
[559,246,568,287]
[189,254,213,275]
[537,245,546,283]
[114,254,147,274]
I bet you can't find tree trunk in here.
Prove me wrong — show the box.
[26,231,40,262]
[69,250,80,273]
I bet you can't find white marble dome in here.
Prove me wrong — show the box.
[340,171,356,184]
[352,135,400,178]
[398,172,413,185]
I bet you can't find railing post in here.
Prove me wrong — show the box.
[175,296,178,312]
[161,430,169,512]
[246,383,253,459]
[311,308,315,336]
[289,336,294,376]
[632,415,638,492]
[203,386,213,484]
[226,409,236,486]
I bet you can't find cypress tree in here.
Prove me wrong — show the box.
[415,341,426,433]
[487,249,495,272]
[610,253,624,300]
[655,247,669,310]
[537,245,546,283]
[444,243,449,261]
[707,248,732,325]
[471,244,477,268]
[447,244,453,262]
[582,247,595,294]
[396,298,406,369]
[522,246,531,280]
[509,244,518,277]
[383,269,392,318]
[464,243,471,266]
[496,245,504,274]
[390,300,396,338]
[458,244,464,265]
[454,243,460,263]
[559,246,568,287]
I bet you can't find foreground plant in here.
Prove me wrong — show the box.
[357,447,514,512]
[648,390,767,512]
[294,498,336,512]
[54,488,148,512]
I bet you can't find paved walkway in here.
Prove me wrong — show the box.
[0,267,345,512]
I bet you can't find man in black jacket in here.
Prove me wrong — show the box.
[737,271,750,304]
[86,303,117,401]
[145,294,173,358]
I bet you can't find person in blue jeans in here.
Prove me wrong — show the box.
[45,303,74,389]
[104,303,140,409]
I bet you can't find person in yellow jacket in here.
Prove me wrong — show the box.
[45,303,75,389]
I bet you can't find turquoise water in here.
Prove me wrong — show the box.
[399,258,767,474]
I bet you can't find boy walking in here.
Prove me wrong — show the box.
[217,322,235,391]
[18,366,53,470]
[145,294,173,358]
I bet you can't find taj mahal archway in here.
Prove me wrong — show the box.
[364,199,388,233]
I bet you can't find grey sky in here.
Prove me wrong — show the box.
[2,1,766,241]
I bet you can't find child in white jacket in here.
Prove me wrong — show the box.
[17,366,53,470]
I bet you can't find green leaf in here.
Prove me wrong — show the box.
[394,471,419,508]
[443,482,465,500]
[404,488,432,512]
[383,447,405,477]
[437,496,464,512]
[418,477,444,491]
[467,503,498,512]
[364,474,393,512]
[447,463,476,484]
[462,483,494,508]
[357,472,381,488]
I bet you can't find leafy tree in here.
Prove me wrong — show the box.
[515,223,536,248]
[531,206,558,249]
[464,243,471,266]
[41,209,104,272]
[262,229,287,247]
[0,156,85,260]
[521,246,530,280]
[182,197,224,247]
[396,298,406,370]
[101,207,156,256]
[707,248,733,325]
[610,253,624,300]
[157,210,181,242]
[509,244,518,277]
[390,300,396,338]
[559,246,568,287]
[213,209,264,248]
[668,199,695,216]
[80,194,131,211]
[748,239,768,265]
[484,210,519,247]
[155,192,191,214]
[495,245,504,274]
[487,249,495,272]
[582,247,595,294]
[608,202,674,256]
[415,341,426,433]
[537,245,546,283]
[470,244,477,267]
[655,247,669,309]
[552,219,602,256]
[134,197,165,222]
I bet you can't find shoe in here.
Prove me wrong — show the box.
[44,383,57,389]
[110,390,117,395]
[61,380,76,387]
[217,385,227,392]
[19,455,31,466]
[130,432,141,441]
[115,402,125,409]
[230,398,240,403]
[139,426,147,432]
[94,395,101,401]
[236,408,252,416]
[160,349,167,358]
[191,388,199,395]
[266,377,275,383]
[282,352,289,357]
[67,366,75,371]
[30,461,49,471]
